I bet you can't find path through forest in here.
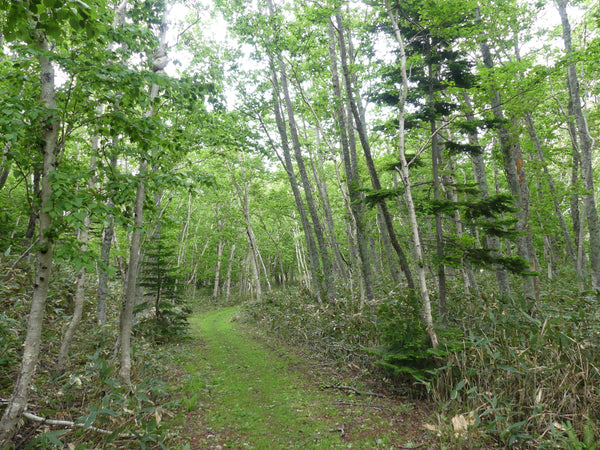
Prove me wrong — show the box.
[171,307,437,449]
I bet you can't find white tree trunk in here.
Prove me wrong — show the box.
[118,5,168,384]
[0,36,60,444]
[225,243,236,299]
[385,0,438,348]
[556,0,600,291]
[57,155,96,373]
[213,239,223,297]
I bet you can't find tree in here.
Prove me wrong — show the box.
[0,0,105,441]
[138,237,191,339]
[118,0,169,385]
[555,0,600,292]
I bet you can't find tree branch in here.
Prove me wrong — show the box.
[21,411,135,438]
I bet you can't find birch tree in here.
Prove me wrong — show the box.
[118,3,169,384]
[555,0,600,292]
[0,0,96,440]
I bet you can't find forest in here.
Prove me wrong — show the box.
[1,0,600,447]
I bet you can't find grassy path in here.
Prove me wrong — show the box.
[174,307,432,449]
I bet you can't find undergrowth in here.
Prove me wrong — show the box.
[0,258,191,448]
[240,275,600,448]
[433,283,600,448]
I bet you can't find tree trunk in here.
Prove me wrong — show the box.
[572,150,586,287]
[275,50,336,301]
[478,27,538,302]
[118,6,168,383]
[336,9,415,292]
[383,0,437,348]
[96,149,117,327]
[96,1,129,324]
[377,210,401,284]
[430,117,448,321]
[57,155,96,373]
[24,167,41,244]
[228,160,263,300]
[327,21,375,300]
[213,213,224,298]
[0,143,10,190]
[118,160,146,384]
[308,147,345,279]
[269,61,323,302]
[461,94,510,293]
[213,239,223,298]
[225,243,236,299]
[524,113,576,268]
[556,0,600,292]
[0,36,61,445]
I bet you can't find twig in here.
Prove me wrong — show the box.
[328,423,345,437]
[322,383,385,398]
[10,238,39,269]
[333,400,383,409]
[21,411,135,438]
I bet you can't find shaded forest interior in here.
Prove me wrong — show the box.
[1,0,600,447]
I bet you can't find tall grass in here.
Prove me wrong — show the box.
[435,286,600,447]
[240,278,600,447]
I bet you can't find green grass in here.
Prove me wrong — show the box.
[178,307,400,449]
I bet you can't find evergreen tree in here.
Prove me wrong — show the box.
[138,237,191,340]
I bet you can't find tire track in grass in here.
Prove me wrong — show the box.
[180,307,434,449]
[186,307,344,449]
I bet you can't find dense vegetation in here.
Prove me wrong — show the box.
[1,0,600,447]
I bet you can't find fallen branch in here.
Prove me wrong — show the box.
[21,411,135,438]
[322,384,385,398]
[333,400,383,409]
[328,423,345,437]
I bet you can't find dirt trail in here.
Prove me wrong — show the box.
[175,307,436,449]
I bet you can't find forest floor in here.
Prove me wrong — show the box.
[163,307,475,450]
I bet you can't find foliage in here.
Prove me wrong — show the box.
[240,286,383,366]
[369,294,465,383]
[0,265,29,390]
[137,237,192,341]
[428,280,600,447]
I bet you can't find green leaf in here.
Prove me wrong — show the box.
[44,430,66,445]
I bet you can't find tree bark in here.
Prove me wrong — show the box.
[57,155,96,373]
[556,0,600,291]
[213,239,223,298]
[225,243,236,299]
[327,21,375,301]
[273,46,336,301]
[524,113,576,268]
[478,23,538,302]
[336,9,415,292]
[228,160,263,300]
[0,143,10,190]
[24,167,41,244]
[269,61,324,301]
[430,115,448,320]
[308,146,346,279]
[461,94,510,293]
[0,35,61,445]
[118,6,168,384]
[383,0,437,348]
